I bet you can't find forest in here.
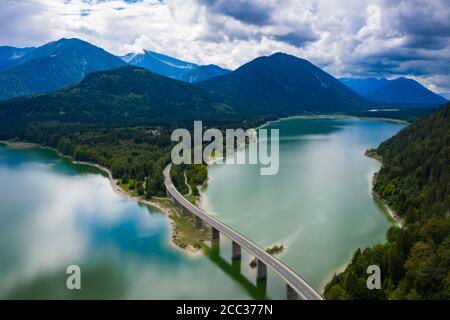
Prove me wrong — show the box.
[324,103,450,299]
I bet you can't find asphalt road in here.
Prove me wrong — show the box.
[164,164,323,300]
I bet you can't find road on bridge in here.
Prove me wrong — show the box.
[164,164,323,300]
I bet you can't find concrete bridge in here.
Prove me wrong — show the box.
[164,164,323,300]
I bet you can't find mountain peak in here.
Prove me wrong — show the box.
[56,37,85,43]
[50,38,93,47]
[200,53,367,115]
[267,51,308,62]
[0,38,126,100]
[269,51,289,57]
[341,77,446,106]
[366,77,447,106]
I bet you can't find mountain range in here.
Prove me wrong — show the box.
[0,52,373,137]
[341,77,447,106]
[0,38,126,100]
[121,50,230,82]
[0,37,447,113]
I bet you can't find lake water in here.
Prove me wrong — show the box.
[0,146,256,299]
[0,117,404,299]
[200,117,404,291]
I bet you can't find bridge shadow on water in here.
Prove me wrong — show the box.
[201,243,268,300]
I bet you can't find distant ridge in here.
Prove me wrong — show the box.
[0,46,35,71]
[122,50,230,82]
[341,77,446,107]
[121,50,198,81]
[340,78,389,97]
[366,77,447,106]
[181,64,230,83]
[0,38,126,100]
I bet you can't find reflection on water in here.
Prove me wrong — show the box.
[0,146,261,299]
[0,117,404,299]
[201,117,405,291]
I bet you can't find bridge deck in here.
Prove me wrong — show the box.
[163,164,323,300]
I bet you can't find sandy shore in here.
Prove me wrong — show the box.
[2,113,406,253]
[257,114,408,130]
[358,116,408,125]
[0,140,203,256]
[365,151,404,228]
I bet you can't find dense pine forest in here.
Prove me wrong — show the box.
[324,103,450,299]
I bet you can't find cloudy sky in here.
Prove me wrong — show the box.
[1,0,450,94]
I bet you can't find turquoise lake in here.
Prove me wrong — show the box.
[201,117,405,290]
[0,117,404,299]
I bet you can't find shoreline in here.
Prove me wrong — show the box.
[365,151,404,228]
[265,114,408,126]
[0,140,203,256]
[261,114,406,229]
[2,114,407,261]
[198,115,407,295]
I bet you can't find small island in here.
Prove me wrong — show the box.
[249,244,285,268]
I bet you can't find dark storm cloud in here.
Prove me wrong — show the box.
[273,30,319,47]
[387,0,450,53]
[389,0,450,38]
[198,0,275,26]
[197,0,318,48]
[339,0,450,90]
[404,35,450,50]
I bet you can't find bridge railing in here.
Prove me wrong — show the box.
[163,164,323,300]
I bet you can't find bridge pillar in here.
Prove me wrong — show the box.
[194,215,203,229]
[182,206,189,217]
[256,260,267,280]
[232,241,241,260]
[166,189,174,203]
[211,227,220,243]
[286,284,299,300]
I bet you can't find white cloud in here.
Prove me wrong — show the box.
[0,0,449,91]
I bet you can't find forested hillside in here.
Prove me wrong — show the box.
[200,52,368,116]
[325,103,450,299]
[0,66,246,139]
[0,66,246,201]
[0,38,126,100]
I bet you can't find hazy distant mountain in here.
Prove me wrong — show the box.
[199,52,368,115]
[439,92,450,100]
[121,50,198,81]
[341,77,447,107]
[122,50,230,83]
[181,64,231,83]
[366,78,447,106]
[0,46,35,71]
[340,78,390,97]
[0,38,126,100]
